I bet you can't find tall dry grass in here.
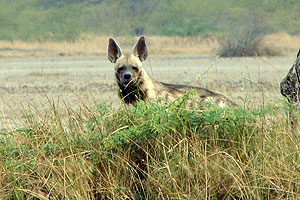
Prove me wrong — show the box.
[1,91,300,199]
[264,33,300,53]
[1,33,299,57]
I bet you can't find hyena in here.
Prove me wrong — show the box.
[280,49,300,134]
[108,36,237,107]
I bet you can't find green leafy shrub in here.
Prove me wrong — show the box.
[87,91,263,154]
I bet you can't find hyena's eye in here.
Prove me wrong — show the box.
[132,66,139,71]
[117,66,125,72]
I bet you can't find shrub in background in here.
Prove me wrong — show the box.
[216,1,281,57]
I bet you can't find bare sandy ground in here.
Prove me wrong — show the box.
[0,54,295,129]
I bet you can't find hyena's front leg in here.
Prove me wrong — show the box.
[290,106,299,135]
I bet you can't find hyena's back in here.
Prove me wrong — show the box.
[161,82,237,107]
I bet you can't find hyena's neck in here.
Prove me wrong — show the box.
[118,69,157,104]
[118,83,147,104]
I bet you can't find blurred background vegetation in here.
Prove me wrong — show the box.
[0,0,299,42]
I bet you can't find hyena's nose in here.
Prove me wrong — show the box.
[123,73,132,80]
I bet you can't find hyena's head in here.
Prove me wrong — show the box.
[108,36,148,87]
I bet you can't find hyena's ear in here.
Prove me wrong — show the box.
[108,38,122,63]
[132,36,148,62]
[296,48,300,65]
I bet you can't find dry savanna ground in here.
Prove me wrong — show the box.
[0,34,299,129]
[0,44,298,129]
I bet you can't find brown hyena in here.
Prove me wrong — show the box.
[108,36,237,107]
[280,49,300,134]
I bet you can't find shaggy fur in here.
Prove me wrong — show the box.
[280,49,300,134]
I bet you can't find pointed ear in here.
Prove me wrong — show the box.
[108,38,122,63]
[132,36,148,62]
[296,49,300,67]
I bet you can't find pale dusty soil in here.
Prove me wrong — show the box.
[0,54,296,129]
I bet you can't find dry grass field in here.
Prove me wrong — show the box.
[1,33,299,57]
